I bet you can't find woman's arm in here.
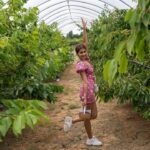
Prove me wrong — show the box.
[80,71,88,106]
[81,18,88,51]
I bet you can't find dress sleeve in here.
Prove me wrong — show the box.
[76,61,88,73]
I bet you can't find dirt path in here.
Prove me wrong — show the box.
[0,62,150,150]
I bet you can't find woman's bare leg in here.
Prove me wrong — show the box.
[84,102,97,139]
[73,118,93,139]
[84,119,93,139]
[72,102,97,138]
[72,118,83,124]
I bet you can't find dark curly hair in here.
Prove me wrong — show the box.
[75,44,86,54]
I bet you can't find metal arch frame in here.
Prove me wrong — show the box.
[58,23,80,33]
[66,1,76,28]
[39,0,104,14]
[42,8,69,22]
[66,0,105,10]
[47,14,96,24]
[58,19,92,28]
[46,12,96,25]
[4,0,133,10]
[36,0,133,33]
[42,7,98,22]
[55,17,92,26]
[97,0,117,9]
[47,15,86,24]
[58,17,92,25]
[47,15,94,25]
[118,0,132,8]
[59,22,80,29]
[46,11,96,24]
[38,0,117,9]
[39,0,67,13]
[39,4,101,21]
[58,20,92,29]
[38,0,53,7]
[70,0,116,9]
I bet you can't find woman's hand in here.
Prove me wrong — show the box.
[81,99,87,106]
[81,17,87,29]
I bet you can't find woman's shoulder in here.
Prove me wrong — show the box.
[76,60,88,73]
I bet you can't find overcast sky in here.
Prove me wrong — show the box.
[4,0,137,35]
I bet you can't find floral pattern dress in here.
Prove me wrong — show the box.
[76,60,96,104]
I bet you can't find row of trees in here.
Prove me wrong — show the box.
[89,0,150,119]
[0,0,73,141]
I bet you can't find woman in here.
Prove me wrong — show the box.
[64,18,102,146]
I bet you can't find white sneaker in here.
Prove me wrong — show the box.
[64,116,72,132]
[86,136,102,146]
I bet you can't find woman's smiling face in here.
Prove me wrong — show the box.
[77,48,88,60]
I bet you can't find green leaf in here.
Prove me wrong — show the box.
[125,9,134,22]
[28,100,48,110]
[136,39,145,61]
[139,0,146,10]
[103,59,118,86]
[119,52,128,74]
[37,101,48,110]
[143,14,149,27]
[0,37,8,49]
[127,33,136,55]
[114,42,125,62]
[25,112,34,129]
[27,86,33,94]
[31,109,49,122]
[2,100,21,111]
[28,114,39,125]
[126,10,138,27]
[12,114,26,136]
[0,117,12,137]
[103,61,110,82]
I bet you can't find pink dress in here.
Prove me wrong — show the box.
[76,60,96,104]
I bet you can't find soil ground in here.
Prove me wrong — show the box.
[0,61,150,150]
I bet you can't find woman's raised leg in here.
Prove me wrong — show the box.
[72,118,83,124]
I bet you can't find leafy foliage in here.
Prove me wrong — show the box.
[0,99,48,142]
[89,2,150,119]
[0,0,73,141]
[0,0,72,101]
